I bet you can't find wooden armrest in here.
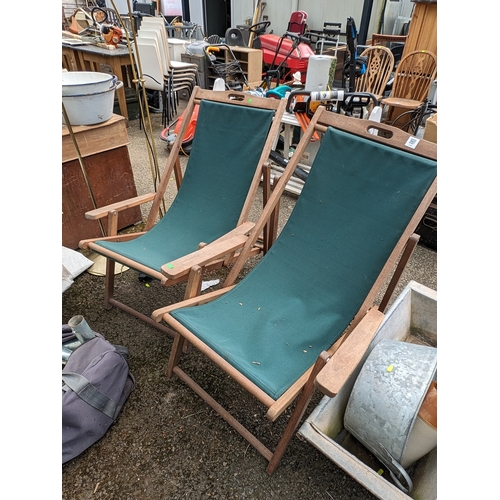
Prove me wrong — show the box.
[161,222,255,279]
[151,286,236,322]
[315,308,385,397]
[85,193,156,220]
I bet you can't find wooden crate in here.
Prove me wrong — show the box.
[299,281,437,500]
[206,46,263,89]
[62,115,142,249]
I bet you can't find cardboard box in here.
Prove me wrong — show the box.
[423,113,437,143]
[299,281,437,500]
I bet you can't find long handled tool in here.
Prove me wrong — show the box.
[248,0,263,48]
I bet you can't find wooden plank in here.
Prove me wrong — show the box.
[402,3,437,61]
[62,114,130,162]
[62,145,142,249]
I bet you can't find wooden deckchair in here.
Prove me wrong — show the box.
[79,87,286,334]
[152,107,437,473]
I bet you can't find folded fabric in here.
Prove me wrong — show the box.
[62,247,93,293]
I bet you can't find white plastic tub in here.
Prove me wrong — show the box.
[62,71,117,96]
[168,38,190,61]
[62,80,123,126]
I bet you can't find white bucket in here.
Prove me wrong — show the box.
[62,71,118,96]
[62,81,123,126]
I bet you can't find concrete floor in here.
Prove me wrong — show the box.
[61,97,437,500]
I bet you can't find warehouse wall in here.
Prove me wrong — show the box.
[62,0,416,41]
[230,0,416,42]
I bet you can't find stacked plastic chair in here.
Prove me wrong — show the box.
[134,36,173,126]
[139,17,199,121]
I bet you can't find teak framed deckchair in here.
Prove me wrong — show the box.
[79,87,286,334]
[152,107,437,474]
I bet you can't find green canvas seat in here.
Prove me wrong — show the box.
[79,87,286,332]
[169,125,436,400]
[155,107,437,474]
[94,100,274,272]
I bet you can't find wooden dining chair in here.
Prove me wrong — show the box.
[355,45,394,101]
[380,49,437,131]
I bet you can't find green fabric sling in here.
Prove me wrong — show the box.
[171,126,437,400]
[94,100,275,272]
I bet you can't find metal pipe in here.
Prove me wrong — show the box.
[62,103,106,238]
[68,315,95,343]
[110,0,166,216]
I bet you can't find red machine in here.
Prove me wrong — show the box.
[253,11,314,85]
[256,33,315,84]
[160,104,200,154]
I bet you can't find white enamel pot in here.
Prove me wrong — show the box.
[62,80,123,126]
[62,71,118,96]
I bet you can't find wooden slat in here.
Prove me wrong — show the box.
[173,366,274,461]
[152,287,236,321]
[402,2,437,61]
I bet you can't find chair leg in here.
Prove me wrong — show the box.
[268,174,281,249]
[183,265,203,299]
[162,89,166,128]
[262,165,271,253]
[266,351,330,474]
[180,265,203,352]
[104,259,115,310]
[167,344,329,473]
[166,330,184,378]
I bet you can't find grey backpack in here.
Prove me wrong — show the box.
[62,323,135,463]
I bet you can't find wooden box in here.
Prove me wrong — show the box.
[423,113,437,144]
[206,46,263,89]
[299,281,437,500]
[62,115,142,249]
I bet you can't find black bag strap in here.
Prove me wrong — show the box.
[114,345,129,359]
[62,372,120,420]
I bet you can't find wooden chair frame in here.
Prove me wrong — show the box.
[79,87,286,336]
[380,49,437,129]
[356,45,394,100]
[153,109,438,474]
[370,34,407,48]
